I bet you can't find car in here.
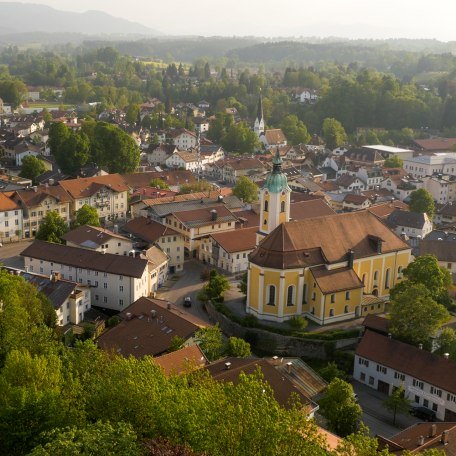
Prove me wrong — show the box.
[183,296,192,307]
[410,405,436,421]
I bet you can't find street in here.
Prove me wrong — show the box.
[0,239,31,268]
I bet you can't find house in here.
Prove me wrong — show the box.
[193,145,225,164]
[368,201,409,220]
[260,129,287,150]
[342,193,372,212]
[423,174,456,205]
[419,239,456,277]
[5,268,91,326]
[154,345,208,376]
[143,246,169,292]
[165,150,200,172]
[403,153,456,179]
[123,217,185,273]
[381,174,422,202]
[344,147,388,167]
[10,184,71,238]
[0,192,23,241]
[197,100,210,109]
[146,144,179,166]
[334,174,366,192]
[168,128,197,150]
[413,138,456,152]
[21,240,150,311]
[96,297,199,357]
[26,87,41,101]
[386,210,433,240]
[59,174,129,224]
[13,142,43,166]
[221,158,266,184]
[296,88,319,104]
[62,225,133,255]
[435,203,456,226]
[193,117,210,133]
[354,329,456,421]
[356,167,383,189]
[122,170,196,193]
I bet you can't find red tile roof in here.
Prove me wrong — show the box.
[123,217,180,243]
[154,345,208,376]
[211,226,258,253]
[59,174,128,199]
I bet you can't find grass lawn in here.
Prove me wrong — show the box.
[26,102,74,109]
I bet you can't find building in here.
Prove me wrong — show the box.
[354,329,456,421]
[221,158,266,184]
[260,129,288,150]
[143,246,169,291]
[435,203,456,226]
[253,93,265,137]
[413,138,456,152]
[423,174,456,204]
[59,174,129,224]
[123,216,185,273]
[62,225,133,255]
[154,345,208,376]
[96,297,199,357]
[165,150,200,172]
[168,128,197,150]
[21,240,150,311]
[246,150,411,324]
[420,239,456,277]
[362,144,414,160]
[146,144,179,166]
[403,153,456,179]
[0,192,23,241]
[386,210,433,241]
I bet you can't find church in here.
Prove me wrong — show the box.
[246,149,412,325]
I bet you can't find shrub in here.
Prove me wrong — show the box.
[241,314,259,328]
[286,315,308,330]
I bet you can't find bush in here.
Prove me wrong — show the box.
[226,337,251,358]
[286,315,308,330]
[241,314,259,328]
[107,315,121,328]
[200,268,211,281]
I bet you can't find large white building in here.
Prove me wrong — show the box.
[403,153,456,179]
[21,240,150,311]
[354,328,456,421]
[0,193,23,242]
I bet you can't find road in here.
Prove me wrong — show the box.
[156,259,212,327]
[0,239,31,268]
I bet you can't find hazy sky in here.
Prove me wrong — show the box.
[7,0,456,40]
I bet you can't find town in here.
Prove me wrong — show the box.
[1,3,456,454]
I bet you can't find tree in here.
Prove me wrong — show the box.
[322,118,347,150]
[383,155,403,168]
[238,272,247,295]
[58,131,90,176]
[205,270,230,301]
[194,324,224,361]
[390,283,450,346]
[35,211,68,244]
[168,336,185,353]
[73,204,100,228]
[233,176,259,203]
[19,155,46,183]
[226,337,251,358]
[280,115,311,145]
[318,362,346,382]
[435,327,456,360]
[180,180,212,194]
[383,384,411,425]
[221,122,260,154]
[286,315,308,330]
[319,378,362,437]
[0,79,27,108]
[48,122,70,161]
[125,104,140,125]
[150,178,170,189]
[408,188,435,216]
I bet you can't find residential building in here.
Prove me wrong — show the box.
[344,147,388,167]
[386,210,433,240]
[193,117,210,133]
[62,225,133,255]
[260,129,288,150]
[420,239,456,277]
[354,329,456,421]
[146,144,179,166]
[296,88,319,104]
[342,194,372,212]
[356,167,383,189]
[165,150,200,172]
[334,174,366,192]
[403,153,456,179]
[123,216,185,273]
[21,240,150,311]
[10,185,71,238]
[435,203,456,225]
[96,297,199,357]
[222,158,266,184]
[59,174,129,224]
[413,137,456,152]
[423,174,456,204]
[168,128,197,150]
[0,193,23,241]
[143,246,169,291]
[154,345,208,376]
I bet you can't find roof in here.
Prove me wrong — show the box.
[362,314,391,335]
[224,158,265,171]
[290,199,335,220]
[13,185,71,208]
[143,246,168,268]
[233,209,260,227]
[368,201,409,219]
[174,205,238,228]
[62,225,130,249]
[311,266,364,294]
[386,210,428,230]
[172,151,198,163]
[363,145,413,154]
[356,330,456,394]
[378,422,456,454]
[419,239,456,263]
[263,148,290,193]
[96,297,199,357]
[0,192,19,211]
[154,345,208,376]
[211,226,258,253]
[250,210,410,270]
[122,170,196,189]
[438,203,456,217]
[343,193,370,205]
[21,240,148,278]
[123,217,180,244]
[413,138,456,151]
[345,148,387,164]
[335,174,357,188]
[59,174,128,199]
[263,128,287,145]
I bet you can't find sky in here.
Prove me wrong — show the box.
[6,0,456,40]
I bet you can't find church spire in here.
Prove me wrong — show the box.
[254,89,265,137]
[256,89,264,123]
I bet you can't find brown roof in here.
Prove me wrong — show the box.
[154,345,208,376]
[413,138,456,151]
[122,170,196,189]
[96,297,199,357]
[174,205,238,228]
[174,151,198,163]
[290,200,335,220]
[168,128,196,139]
[250,210,410,270]
[13,185,71,208]
[263,128,287,145]
[123,217,179,244]
[362,314,391,335]
[59,174,128,199]
[211,226,258,253]
[311,266,364,294]
[233,209,260,227]
[205,357,312,410]
[378,422,456,454]
[0,192,19,211]
[368,201,409,219]
[224,158,265,171]
[420,239,456,263]
[140,192,209,208]
[62,225,129,248]
[356,330,456,394]
[343,193,370,205]
[21,240,147,278]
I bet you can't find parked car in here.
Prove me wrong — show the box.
[184,296,192,307]
[410,406,436,421]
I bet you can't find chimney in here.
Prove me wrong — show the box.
[48,178,54,185]
[347,249,355,269]
[444,353,450,360]
[442,430,450,445]
[430,424,437,438]
[388,333,392,339]
[419,343,423,350]
[126,312,132,320]
[150,309,157,318]
[272,355,278,365]
[167,302,172,310]
[286,362,293,374]
[225,362,231,370]
[210,209,217,221]
[417,436,425,446]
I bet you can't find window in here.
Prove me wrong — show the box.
[376,364,387,374]
[104,283,108,289]
[280,201,285,213]
[430,386,442,398]
[330,294,335,303]
[360,372,366,382]
[413,379,424,389]
[329,308,334,317]
[423,399,429,408]
[385,268,391,289]
[394,372,405,381]
[268,285,276,305]
[312,292,316,301]
[302,283,307,304]
[119,299,124,306]
[432,403,438,412]
[119,286,124,292]
[358,357,369,367]
[345,291,350,300]
[344,305,349,313]
[103,297,107,303]
[415,395,420,404]
[369,376,374,385]
[373,270,379,281]
[448,263,452,269]
[264,200,269,212]
[287,286,294,306]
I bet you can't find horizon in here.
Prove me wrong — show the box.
[1,0,456,41]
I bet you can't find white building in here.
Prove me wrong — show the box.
[165,150,201,172]
[169,128,197,150]
[297,88,319,104]
[403,153,456,179]
[423,174,456,205]
[21,240,150,311]
[386,210,433,240]
[355,329,456,421]
[0,193,23,242]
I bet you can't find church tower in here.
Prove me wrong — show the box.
[253,91,265,137]
[257,148,291,243]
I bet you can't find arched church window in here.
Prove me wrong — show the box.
[280,201,285,212]
[264,200,268,212]
[268,285,276,305]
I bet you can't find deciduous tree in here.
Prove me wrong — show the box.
[35,211,68,244]
[19,155,46,183]
[322,117,347,150]
[408,188,435,216]
[383,384,411,425]
[233,175,259,203]
[73,204,100,228]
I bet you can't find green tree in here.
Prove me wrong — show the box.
[226,337,251,358]
[322,118,347,150]
[383,155,404,168]
[390,283,450,346]
[168,336,185,353]
[73,204,100,228]
[318,362,346,382]
[221,122,260,153]
[233,175,259,203]
[150,178,170,189]
[383,384,411,425]
[35,211,68,244]
[435,327,456,360]
[180,180,212,194]
[19,155,46,183]
[280,115,311,145]
[28,421,141,456]
[319,378,362,437]
[286,315,308,330]
[0,79,27,108]
[125,104,140,125]
[194,324,224,361]
[408,188,435,216]
[238,272,247,295]
[58,131,90,176]
[205,270,230,301]
[48,122,70,161]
